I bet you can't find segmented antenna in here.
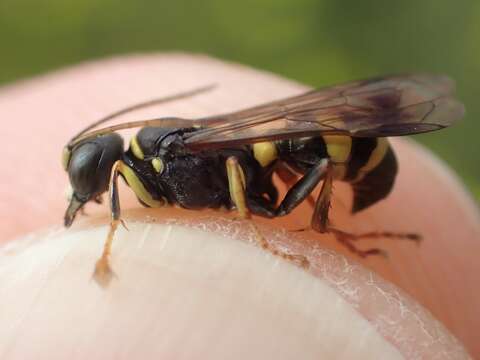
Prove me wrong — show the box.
[67,84,216,148]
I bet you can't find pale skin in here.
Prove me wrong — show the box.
[0,54,479,359]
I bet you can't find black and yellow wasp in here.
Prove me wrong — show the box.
[62,74,464,277]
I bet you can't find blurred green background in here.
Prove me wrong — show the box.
[0,0,478,199]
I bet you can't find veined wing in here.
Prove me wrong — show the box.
[184,74,464,149]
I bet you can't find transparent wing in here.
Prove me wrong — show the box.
[185,74,464,149]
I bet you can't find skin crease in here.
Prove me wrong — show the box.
[0,54,479,358]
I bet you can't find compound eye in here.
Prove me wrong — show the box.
[62,147,71,171]
[151,157,164,174]
[68,134,124,198]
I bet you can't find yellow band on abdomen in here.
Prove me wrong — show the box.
[323,135,352,163]
[351,138,389,183]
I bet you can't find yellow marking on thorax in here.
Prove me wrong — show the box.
[253,142,278,167]
[151,157,164,173]
[352,138,389,183]
[130,135,145,160]
[119,163,164,207]
[323,135,352,180]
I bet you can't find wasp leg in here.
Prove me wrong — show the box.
[310,169,333,233]
[328,229,387,258]
[310,171,418,258]
[275,162,316,208]
[226,157,250,219]
[276,159,330,217]
[93,160,125,287]
[327,228,421,258]
[226,157,309,269]
[308,171,385,257]
[360,231,421,242]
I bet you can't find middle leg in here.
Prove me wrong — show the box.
[226,156,309,268]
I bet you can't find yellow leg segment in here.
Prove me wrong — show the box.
[92,159,165,286]
[226,157,309,269]
[226,157,249,219]
[93,219,119,287]
[92,160,124,287]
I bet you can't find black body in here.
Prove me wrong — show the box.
[276,137,397,214]
[127,127,277,210]
[125,126,396,216]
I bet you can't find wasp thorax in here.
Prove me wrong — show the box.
[151,157,164,173]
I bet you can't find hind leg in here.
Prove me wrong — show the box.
[275,162,316,208]
[311,172,420,257]
[310,173,385,257]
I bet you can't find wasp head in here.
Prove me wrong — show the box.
[63,133,124,227]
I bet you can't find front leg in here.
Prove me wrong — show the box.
[93,160,124,286]
[93,161,167,286]
[225,157,309,268]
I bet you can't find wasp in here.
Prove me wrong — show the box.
[62,74,464,280]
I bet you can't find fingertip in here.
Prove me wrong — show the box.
[0,212,470,358]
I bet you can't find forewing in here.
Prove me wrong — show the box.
[185,74,464,149]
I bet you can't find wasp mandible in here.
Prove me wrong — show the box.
[62,75,464,279]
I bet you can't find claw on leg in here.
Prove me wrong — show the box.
[329,227,421,258]
[93,220,119,287]
[333,230,388,258]
[351,230,422,244]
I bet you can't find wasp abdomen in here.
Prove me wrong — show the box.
[349,145,397,212]
[277,136,397,213]
[339,137,397,212]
